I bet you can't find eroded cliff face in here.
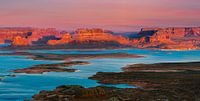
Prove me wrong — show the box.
[46,28,130,46]
[11,36,30,46]
[0,28,130,47]
[132,27,200,50]
[1,27,200,50]
[73,29,130,45]
[0,28,33,44]
[0,28,61,46]
[47,33,72,45]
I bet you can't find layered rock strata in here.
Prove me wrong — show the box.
[132,27,200,50]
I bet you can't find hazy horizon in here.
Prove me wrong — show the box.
[0,0,200,32]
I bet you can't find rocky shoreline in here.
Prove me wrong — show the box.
[13,61,89,74]
[123,62,200,72]
[2,49,200,100]
[91,62,200,88]
[31,85,149,101]
[0,52,143,60]
[31,61,200,101]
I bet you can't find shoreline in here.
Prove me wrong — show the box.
[1,49,200,100]
[12,61,90,74]
[1,45,200,51]
[90,62,200,88]
[0,51,144,61]
[31,61,200,101]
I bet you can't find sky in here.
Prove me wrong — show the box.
[0,0,200,32]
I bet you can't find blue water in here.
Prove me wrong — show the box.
[0,44,10,47]
[1,49,200,101]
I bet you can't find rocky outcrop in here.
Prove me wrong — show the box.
[0,27,33,44]
[48,33,72,45]
[0,28,130,47]
[73,28,130,45]
[13,61,89,74]
[47,28,130,46]
[132,27,200,50]
[0,27,61,46]
[32,61,200,101]
[11,36,30,46]
[2,27,200,50]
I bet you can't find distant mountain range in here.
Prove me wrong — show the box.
[0,27,200,50]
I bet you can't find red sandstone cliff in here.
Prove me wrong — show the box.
[0,28,130,47]
[0,27,33,44]
[132,27,200,50]
[1,27,200,50]
[0,28,61,46]
[48,33,72,45]
[73,28,129,45]
[47,28,130,46]
[11,36,30,46]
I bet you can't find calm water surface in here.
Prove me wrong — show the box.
[1,49,200,101]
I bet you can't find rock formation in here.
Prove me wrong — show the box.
[47,28,130,46]
[48,33,72,45]
[0,27,62,46]
[0,28,130,47]
[11,36,30,46]
[73,28,130,45]
[132,27,200,50]
[1,27,200,50]
[0,27,33,44]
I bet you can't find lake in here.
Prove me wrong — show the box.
[1,49,200,101]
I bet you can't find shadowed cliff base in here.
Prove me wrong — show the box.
[1,41,131,50]
[0,52,143,60]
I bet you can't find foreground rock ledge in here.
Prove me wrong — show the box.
[13,61,89,74]
[31,85,150,101]
[91,62,200,89]
[89,62,200,101]
[31,62,200,101]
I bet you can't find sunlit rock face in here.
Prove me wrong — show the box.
[2,27,200,50]
[73,28,130,45]
[0,27,62,46]
[12,36,30,46]
[0,27,33,44]
[47,33,72,45]
[26,28,61,45]
[47,28,130,46]
[0,28,130,47]
[132,27,200,50]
